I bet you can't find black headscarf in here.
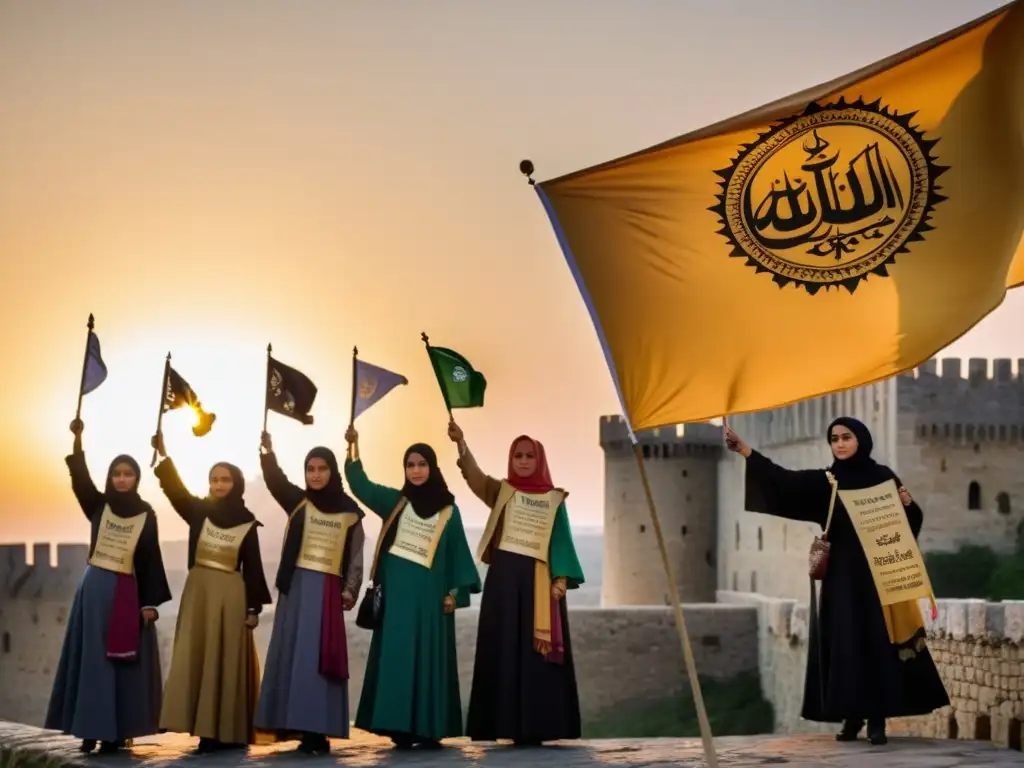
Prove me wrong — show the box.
[400,443,455,518]
[304,446,361,514]
[826,416,895,489]
[206,461,257,527]
[104,454,151,518]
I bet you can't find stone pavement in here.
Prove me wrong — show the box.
[3,722,1024,767]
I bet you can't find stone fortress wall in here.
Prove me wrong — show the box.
[0,541,760,731]
[2,356,1023,748]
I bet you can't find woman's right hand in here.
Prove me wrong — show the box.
[724,426,752,457]
[69,419,83,435]
[260,431,273,453]
[447,419,464,443]
[345,425,358,445]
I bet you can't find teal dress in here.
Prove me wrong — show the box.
[345,458,481,744]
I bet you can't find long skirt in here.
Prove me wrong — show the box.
[44,566,163,743]
[467,549,581,742]
[159,567,261,744]
[254,569,350,739]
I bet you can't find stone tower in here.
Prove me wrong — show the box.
[600,415,722,606]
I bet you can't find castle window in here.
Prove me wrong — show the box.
[997,492,1011,516]
[642,445,650,459]
[757,527,763,551]
[968,481,982,510]
[681,525,688,536]
[940,458,947,473]
[750,571,758,592]
[974,443,981,453]
[639,524,646,534]
[918,425,927,438]
[999,425,1007,441]
[735,522,740,550]
[1,632,9,654]
[681,469,688,478]
[732,572,738,591]
[662,444,670,458]
[653,445,660,458]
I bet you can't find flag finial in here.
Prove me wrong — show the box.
[87,313,95,330]
[519,159,535,186]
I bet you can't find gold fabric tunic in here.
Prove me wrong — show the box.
[194,519,255,573]
[87,505,147,575]
[296,503,358,575]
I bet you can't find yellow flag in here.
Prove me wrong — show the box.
[534,3,1024,432]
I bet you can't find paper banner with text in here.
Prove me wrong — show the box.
[838,480,935,606]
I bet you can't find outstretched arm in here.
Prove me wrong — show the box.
[65,420,102,520]
[342,428,401,517]
[448,420,502,507]
[259,433,306,513]
[152,453,202,525]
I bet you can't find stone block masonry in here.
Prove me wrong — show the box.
[719,590,1024,751]
[0,542,760,729]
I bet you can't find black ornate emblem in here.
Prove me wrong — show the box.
[709,97,947,294]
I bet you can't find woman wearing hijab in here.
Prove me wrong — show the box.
[253,432,366,755]
[447,420,584,745]
[343,425,481,749]
[150,431,272,752]
[724,416,949,745]
[45,419,172,754]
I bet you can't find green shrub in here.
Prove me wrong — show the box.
[926,544,1024,601]
[582,671,774,738]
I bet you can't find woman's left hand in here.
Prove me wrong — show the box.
[341,590,355,611]
[898,486,913,507]
[245,613,259,629]
[551,578,567,601]
[141,608,158,624]
[442,594,456,614]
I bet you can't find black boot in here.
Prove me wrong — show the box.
[195,738,220,753]
[836,719,863,741]
[97,740,125,754]
[296,733,330,755]
[391,735,414,750]
[79,740,96,753]
[867,718,887,745]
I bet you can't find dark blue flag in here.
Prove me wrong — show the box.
[352,358,408,421]
[80,330,108,396]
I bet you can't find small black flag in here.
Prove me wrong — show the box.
[165,366,216,436]
[267,356,317,425]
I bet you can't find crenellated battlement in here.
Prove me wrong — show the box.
[0,543,89,602]
[599,414,723,460]
[897,358,1024,441]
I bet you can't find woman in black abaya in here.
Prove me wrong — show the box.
[724,416,949,745]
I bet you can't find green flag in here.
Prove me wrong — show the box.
[426,345,486,409]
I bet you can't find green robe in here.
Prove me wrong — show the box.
[345,458,482,741]
[550,501,586,587]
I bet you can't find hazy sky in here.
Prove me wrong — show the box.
[1,0,1019,545]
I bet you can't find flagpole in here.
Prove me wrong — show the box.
[74,313,95,423]
[521,158,718,768]
[421,331,452,418]
[263,343,271,435]
[349,346,358,427]
[151,352,171,468]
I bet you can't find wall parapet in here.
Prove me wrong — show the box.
[0,543,90,601]
[717,590,1024,750]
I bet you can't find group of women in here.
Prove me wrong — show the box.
[43,402,948,753]
[43,415,585,755]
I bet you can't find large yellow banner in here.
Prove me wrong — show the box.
[535,3,1024,429]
